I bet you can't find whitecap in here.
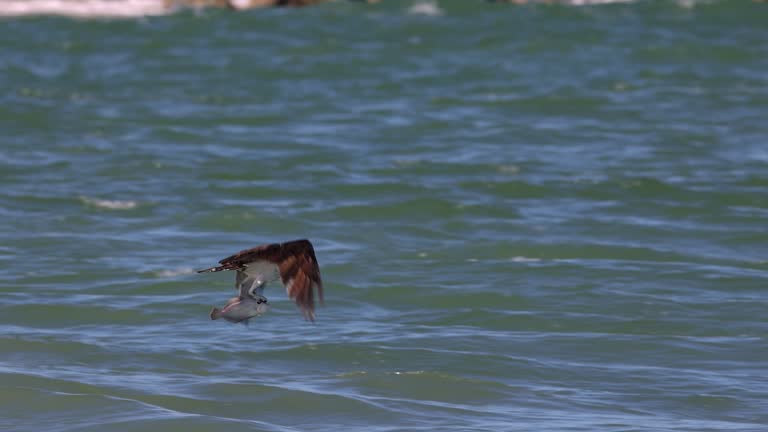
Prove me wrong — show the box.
[155,268,196,278]
[408,0,443,16]
[510,256,541,262]
[80,196,139,210]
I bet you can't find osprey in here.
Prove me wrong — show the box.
[198,239,323,321]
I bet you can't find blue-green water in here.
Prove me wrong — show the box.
[2,1,768,431]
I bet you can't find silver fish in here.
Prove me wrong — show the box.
[210,295,269,324]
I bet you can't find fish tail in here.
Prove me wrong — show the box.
[210,307,221,320]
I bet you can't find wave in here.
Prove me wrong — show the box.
[79,196,139,210]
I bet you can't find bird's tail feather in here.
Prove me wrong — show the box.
[210,307,221,320]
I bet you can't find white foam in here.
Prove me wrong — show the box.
[0,0,169,18]
[156,268,196,278]
[408,0,443,16]
[510,256,542,263]
[80,196,139,210]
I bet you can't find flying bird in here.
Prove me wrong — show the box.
[198,239,323,321]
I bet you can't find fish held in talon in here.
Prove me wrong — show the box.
[210,295,269,323]
[199,239,324,322]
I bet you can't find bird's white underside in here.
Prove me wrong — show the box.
[240,261,281,297]
[238,259,318,303]
[242,260,280,282]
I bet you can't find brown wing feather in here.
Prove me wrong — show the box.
[218,243,282,269]
[198,239,323,320]
[197,242,281,272]
[277,239,323,320]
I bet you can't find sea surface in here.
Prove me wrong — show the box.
[1,1,768,431]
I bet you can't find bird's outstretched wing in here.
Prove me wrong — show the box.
[198,239,323,320]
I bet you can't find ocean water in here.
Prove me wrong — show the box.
[1,1,768,431]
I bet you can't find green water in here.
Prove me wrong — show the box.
[1,1,767,431]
